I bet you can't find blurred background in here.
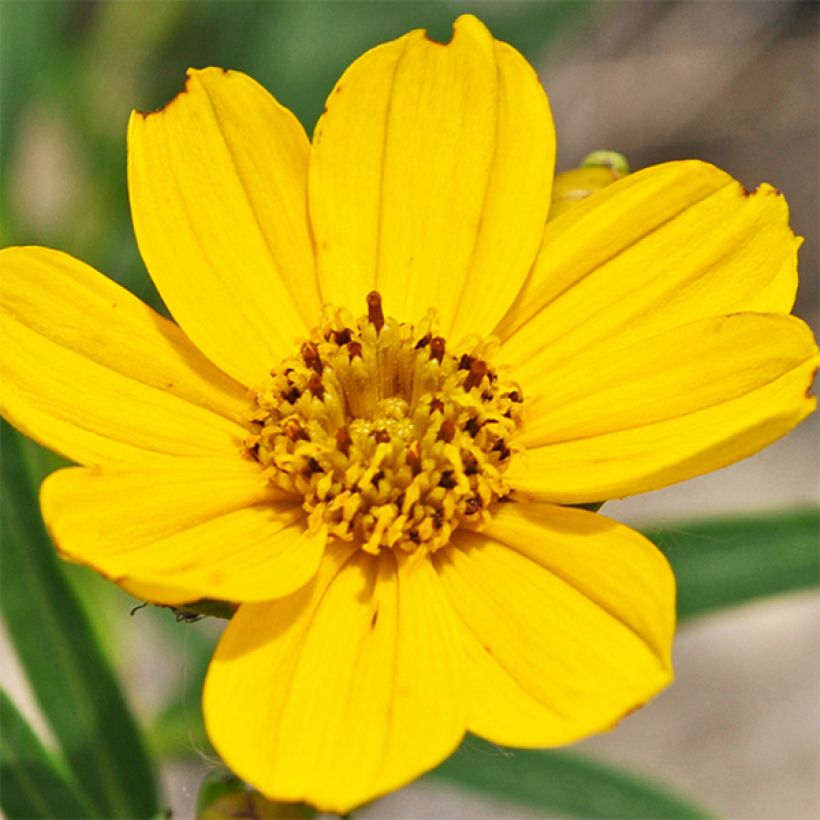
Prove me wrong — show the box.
[1,1,818,818]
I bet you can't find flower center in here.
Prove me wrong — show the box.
[245,293,523,555]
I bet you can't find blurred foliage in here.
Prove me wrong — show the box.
[0,0,592,308]
[1,422,160,819]
[431,738,713,819]
[647,510,820,620]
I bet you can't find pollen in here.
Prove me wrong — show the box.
[244,293,524,555]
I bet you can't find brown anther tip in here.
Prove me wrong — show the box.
[429,336,446,363]
[300,341,323,374]
[347,340,363,360]
[366,291,384,332]
[430,398,445,414]
[464,417,482,438]
[335,427,352,456]
[437,418,456,443]
[282,386,301,404]
[463,359,488,391]
[406,442,422,474]
[283,419,308,442]
[465,496,482,515]
[439,470,457,489]
[374,429,391,443]
[307,373,325,399]
[458,354,474,371]
[491,439,511,461]
[334,328,353,346]
[414,334,432,350]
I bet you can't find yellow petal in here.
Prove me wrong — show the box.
[204,545,466,813]
[522,313,818,446]
[507,316,818,502]
[40,459,322,604]
[310,14,555,338]
[128,67,319,388]
[1,247,246,466]
[433,503,674,748]
[496,160,799,380]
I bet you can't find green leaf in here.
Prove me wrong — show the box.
[646,508,820,620]
[0,421,159,818]
[0,689,98,819]
[428,738,713,819]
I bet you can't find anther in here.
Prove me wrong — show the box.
[429,336,446,363]
[465,496,482,515]
[439,470,457,489]
[437,418,456,443]
[492,440,511,461]
[283,418,308,441]
[374,429,391,443]
[406,441,421,474]
[348,340,363,359]
[464,417,481,438]
[282,386,300,404]
[458,354,474,371]
[366,291,384,332]
[463,453,479,475]
[336,426,352,456]
[300,341,323,374]
[463,360,488,391]
[430,398,445,414]
[307,373,325,399]
[414,334,431,350]
[334,328,352,346]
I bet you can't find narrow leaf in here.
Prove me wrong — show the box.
[646,508,820,620]
[0,421,159,818]
[0,690,97,819]
[428,738,712,819]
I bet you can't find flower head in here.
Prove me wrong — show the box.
[1,14,817,813]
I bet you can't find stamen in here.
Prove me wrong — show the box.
[336,427,352,456]
[366,291,385,332]
[245,294,523,555]
[463,359,488,391]
[308,373,325,399]
[300,341,323,374]
[437,418,456,443]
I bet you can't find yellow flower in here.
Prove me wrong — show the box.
[1,14,817,813]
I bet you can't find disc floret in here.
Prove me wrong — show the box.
[245,294,523,554]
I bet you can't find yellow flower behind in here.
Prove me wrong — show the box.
[1,14,817,813]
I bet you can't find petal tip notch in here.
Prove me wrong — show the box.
[131,66,229,119]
